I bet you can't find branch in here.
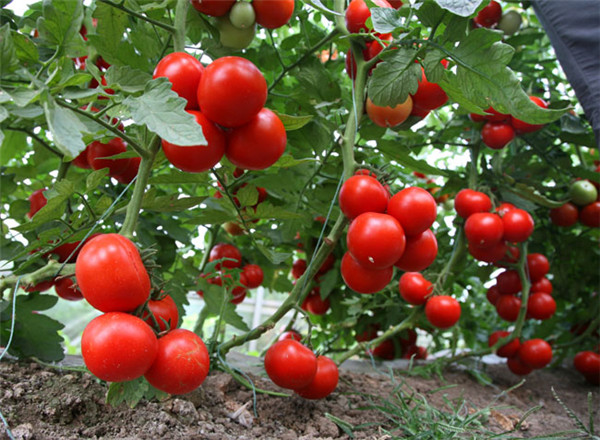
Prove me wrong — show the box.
[0,262,76,297]
[4,127,62,157]
[97,0,176,33]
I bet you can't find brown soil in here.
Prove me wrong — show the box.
[0,355,598,440]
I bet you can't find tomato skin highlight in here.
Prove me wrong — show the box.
[75,234,151,313]
[153,52,204,110]
[294,356,339,400]
[82,312,158,382]
[264,340,317,390]
[144,329,210,395]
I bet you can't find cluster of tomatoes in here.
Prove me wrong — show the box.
[197,242,264,305]
[264,339,339,400]
[550,178,600,228]
[290,251,336,316]
[472,1,522,36]
[154,53,286,173]
[468,96,548,149]
[74,233,209,395]
[360,326,427,361]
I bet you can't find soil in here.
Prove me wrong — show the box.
[0,353,598,440]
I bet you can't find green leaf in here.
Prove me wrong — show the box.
[236,184,259,208]
[371,7,406,34]
[0,24,19,74]
[7,89,41,107]
[0,130,28,166]
[86,168,109,191]
[377,140,449,176]
[273,111,313,131]
[415,1,446,28]
[43,97,88,157]
[255,242,291,265]
[368,48,421,107]
[253,203,305,220]
[142,195,205,212]
[11,31,39,66]
[36,0,83,49]
[106,377,168,407]
[270,154,316,169]
[435,0,484,17]
[104,66,153,94]
[15,180,74,232]
[202,286,249,332]
[122,78,207,146]
[149,170,211,185]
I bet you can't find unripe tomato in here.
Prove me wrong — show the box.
[341,251,394,294]
[519,339,552,369]
[549,202,579,227]
[191,0,235,16]
[229,2,255,29]
[209,243,242,269]
[411,68,448,111]
[294,356,339,400]
[366,96,413,128]
[498,10,522,35]
[502,208,534,242]
[394,229,438,272]
[252,0,295,29]
[345,0,392,33]
[511,96,548,134]
[87,138,129,176]
[153,52,204,110]
[226,108,287,170]
[454,189,492,218]
[570,180,598,206]
[425,295,461,329]
[488,330,520,358]
[473,0,502,28]
[387,186,437,237]
[339,175,389,220]
[216,15,256,49]
[464,212,504,249]
[27,189,47,219]
[580,201,600,227]
[54,278,84,301]
[399,272,432,305]
[481,121,515,149]
[264,339,317,389]
[142,295,179,332]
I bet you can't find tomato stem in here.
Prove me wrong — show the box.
[511,241,531,340]
[173,0,189,53]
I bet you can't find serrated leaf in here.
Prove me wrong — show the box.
[435,0,484,17]
[142,195,205,212]
[104,66,153,93]
[15,181,74,231]
[253,203,304,220]
[371,7,405,34]
[255,242,291,265]
[236,184,259,208]
[43,98,88,157]
[202,285,249,331]
[122,78,206,146]
[1,130,28,166]
[106,377,168,407]
[377,140,449,176]
[8,89,41,107]
[0,24,19,74]
[36,0,83,49]
[270,154,316,169]
[422,49,447,83]
[273,111,313,131]
[11,31,39,65]
[86,168,109,190]
[368,49,421,107]
[56,72,92,88]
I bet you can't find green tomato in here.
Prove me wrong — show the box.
[229,2,255,29]
[569,180,598,206]
[217,15,256,49]
[498,10,522,36]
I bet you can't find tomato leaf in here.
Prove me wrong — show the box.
[0,130,27,166]
[104,66,152,94]
[371,8,407,34]
[106,377,168,408]
[149,170,210,185]
[255,242,291,265]
[142,195,205,213]
[42,98,88,157]
[11,31,39,66]
[273,111,313,131]
[368,48,421,107]
[0,24,19,75]
[86,169,109,191]
[434,0,484,17]
[36,0,83,51]
[202,285,249,332]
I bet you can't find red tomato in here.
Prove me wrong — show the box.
[23,280,54,293]
[388,0,403,7]
[27,189,47,219]
[190,0,235,16]
[54,278,84,301]
[495,294,521,322]
[264,339,317,389]
[87,138,129,176]
[366,96,413,128]
[399,272,432,305]
[495,202,516,217]
[506,355,532,376]
[502,208,534,242]
[411,67,448,111]
[394,229,438,272]
[527,292,556,320]
[468,240,507,263]
[473,0,502,28]
[370,339,396,360]
[482,106,510,122]
[242,264,263,288]
[291,259,307,279]
[425,295,461,329]
[496,270,521,295]
[526,253,549,282]
[142,295,180,332]
[75,234,151,313]
[153,52,204,110]
[252,0,294,29]
[346,212,406,269]
[387,186,437,237]
[198,271,247,301]
[341,251,394,294]
[81,312,158,382]
[345,0,392,33]
[48,234,100,264]
[574,351,600,385]
[486,285,501,305]
[580,201,600,227]
[481,121,515,149]
[339,175,389,219]
[398,328,417,348]
[115,156,141,184]
[198,56,267,128]
[549,202,579,227]
[488,330,520,358]
[511,96,548,134]
[402,345,428,360]
[454,189,491,218]
[72,146,91,169]
[519,339,552,369]
[278,330,302,342]
[355,323,380,342]
[301,288,330,315]
[464,212,504,248]
[209,243,242,269]
[226,108,286,170]
[468,112,487,123]
[161,111,226,173]
[410,105,431,119]
[144,329,210,395]
[295,356,339,400]
[531,277,552,295]
[317,253,336,276]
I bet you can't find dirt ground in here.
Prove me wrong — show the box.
[0,354,598,440]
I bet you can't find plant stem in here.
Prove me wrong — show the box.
[97,0,175,33]
[511,242,530,339]
[0,262,76,296]
[435,226,467,292]
[5,127,62,157]
[173,0,189,52]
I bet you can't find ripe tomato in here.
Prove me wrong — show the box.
[531,277,552,295]
[495,294,521,322]
[355,323,380,342]
[75,234,151,313]
[570,180,598,206]
[87,138,129,176]
[511,96,548,134]
[224,221,244,236]
[425,295,461,329]
[387,186,437,237]
[388,0,403,7]
[72,146,91,169]
[496,269,521,295]
[317,253,336,276]
[579,201,600,227]
[549,202,579,227]
[198,56,267,128]
[370,339,396,360]
[144,329,210,395]
[394,229,438,272]
[161,111,226,173]
[341,251,394,294]
[399,272,432,305]
[366,96,413,128]
[264,339,317,389]
[252,0,294,29]
[481,121,515,149]
[506,355,532,376]
[142,295,179,332]
[345,0,392,33]
[502,208,534,243]
[226,108,286,170]
[23,279,54,293]
[526,253,549,282]
[82,312,158,382]
[495,202,516,217]
[486,285,501,305]
[54,278,83,301]
[527,292,556,320]
[115,156,141,184]
[519,339,552,369]
[454,189,491,218]
[301,288,330,315]
[295,356,339,400]
[468,240,507,263]
[190,0,234,16]
[464,212,504,248]
[242,264,263,288]
[488,330,520,358]
[209,243,242,269]
[153,52,204,110]
[346,212,406,269]
[473,0,502,28]
[402,345,428,360]
[278,330,302,342]
[291,259,307,279]
[411,67,448,111]
[574,351,600,385]
[339,175,388,219]
[27,189,47,219]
